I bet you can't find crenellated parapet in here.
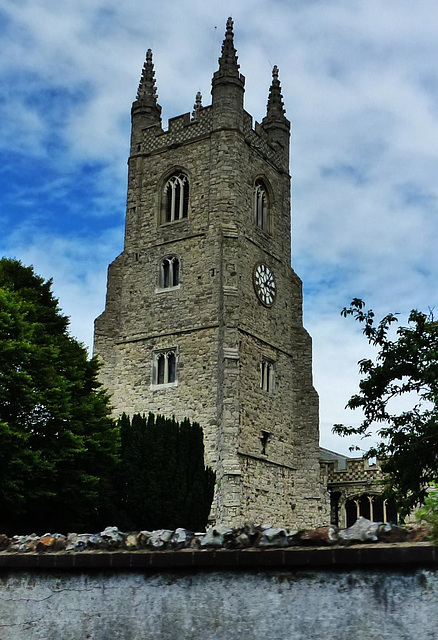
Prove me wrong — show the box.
[326,456,384,484]
[132,106,287,173]
[133,106,213,157]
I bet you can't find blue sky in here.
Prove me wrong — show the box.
[1,0,438,454]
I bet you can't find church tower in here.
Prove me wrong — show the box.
[94,19,328,527]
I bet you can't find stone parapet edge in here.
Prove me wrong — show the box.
[0,543,436,571]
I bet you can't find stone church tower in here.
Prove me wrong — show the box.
[94,19,327,528]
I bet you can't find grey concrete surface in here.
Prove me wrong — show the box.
[0,568,437,639]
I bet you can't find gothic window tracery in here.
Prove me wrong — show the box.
[159,255,180,289]
[163,173,189,223]
[254,179,270,232]
[345,494,398,527]
[153,349,177,386]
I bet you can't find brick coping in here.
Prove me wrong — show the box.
[0,543,436,571]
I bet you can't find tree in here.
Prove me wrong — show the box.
[0,258,118,534]
[333,298,438,516]
[117,413,216,531]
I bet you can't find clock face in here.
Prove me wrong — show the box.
[253,263,276,307]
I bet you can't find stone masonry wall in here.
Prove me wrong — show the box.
[94,40,329,528]
[214,123,324,527]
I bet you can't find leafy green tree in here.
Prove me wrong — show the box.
[117,413,215,531]
[333,299,438,516]
[416,483,438,543]
[0,258,118,534]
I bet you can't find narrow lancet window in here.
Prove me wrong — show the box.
[260,431,270,455]
[254,179,269,231]
[168,352,176,383]
[157,353,165,385]
[260,359,275,392]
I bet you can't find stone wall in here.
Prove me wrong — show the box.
[1,545,437,639]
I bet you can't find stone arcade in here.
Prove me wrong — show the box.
[94,19,329,528]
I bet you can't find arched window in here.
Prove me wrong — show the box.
[345,494,398,527]
[254,179,269,232]
[160,255,180,289]
[154,349,177,386]
[163,173,189,223]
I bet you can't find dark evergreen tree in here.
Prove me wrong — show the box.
[116,413,215,531]
[0,258,118,534]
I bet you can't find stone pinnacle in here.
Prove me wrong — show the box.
[137,48,159,105]
[265,65,286,121]
[217,17,240,76]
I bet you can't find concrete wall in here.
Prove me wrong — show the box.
[1,567,437,639]
[1,546,437,639]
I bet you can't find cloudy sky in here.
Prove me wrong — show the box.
[1,0,438,455]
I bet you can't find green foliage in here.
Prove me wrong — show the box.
[116,413,215,531]
[416,484,438,543]
[333,299,438,517]
[0,258,214,534]
[0,258,118,534]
